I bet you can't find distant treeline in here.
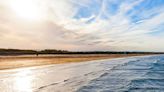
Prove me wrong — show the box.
[0,48,163,55]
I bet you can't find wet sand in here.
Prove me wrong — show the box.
[0,54,149,70]
[0,55,162,92]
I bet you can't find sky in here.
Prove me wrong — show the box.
[0,0,164,51]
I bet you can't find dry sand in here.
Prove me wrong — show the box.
[0,54,148,70]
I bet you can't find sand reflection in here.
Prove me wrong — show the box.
[14,69,34,92]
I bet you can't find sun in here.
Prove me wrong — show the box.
[8,0,44,21]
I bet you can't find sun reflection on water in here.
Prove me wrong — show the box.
[14,69,34,92]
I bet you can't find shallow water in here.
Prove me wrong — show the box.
[0,55,164,92]
[77,55,164,92]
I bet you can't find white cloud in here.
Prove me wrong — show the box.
[0,0,164,51]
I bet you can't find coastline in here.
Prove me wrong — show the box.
[0,54,152,70]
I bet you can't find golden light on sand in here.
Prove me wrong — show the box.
[8,0,44,21]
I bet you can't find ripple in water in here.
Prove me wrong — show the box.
[76,56,164,92]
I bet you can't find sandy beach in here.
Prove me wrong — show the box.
[0,54,147,70]
[0,55,163,92]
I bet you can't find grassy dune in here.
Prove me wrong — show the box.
[0,54,148,70]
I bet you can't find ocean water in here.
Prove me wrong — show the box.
[0,55,164,92]
[77,55,164,92]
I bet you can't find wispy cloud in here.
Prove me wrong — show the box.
[0,0,164,51]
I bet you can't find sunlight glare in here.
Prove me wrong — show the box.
[14,69,33,92]
[9,0,44,21]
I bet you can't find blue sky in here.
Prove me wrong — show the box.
[0,0,164,51]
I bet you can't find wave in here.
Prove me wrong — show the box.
[76,55,164,92]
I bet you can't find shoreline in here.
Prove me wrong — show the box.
[0,54,153,70]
